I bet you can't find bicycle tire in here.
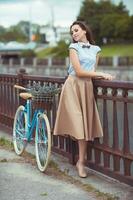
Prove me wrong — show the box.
[13,105,27,155]
[35,113,51,172]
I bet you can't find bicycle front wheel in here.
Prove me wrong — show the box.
[13,105,27,155]
[35,113,51,172]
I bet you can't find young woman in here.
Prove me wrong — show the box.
[54,21,114,178]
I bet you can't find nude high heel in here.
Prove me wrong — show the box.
[76,161,87,178]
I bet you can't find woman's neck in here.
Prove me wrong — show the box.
[79,38,88,43]
[78,40,89,44]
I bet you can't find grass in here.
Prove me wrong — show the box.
[36,43,133,58]
[40,192,48,196]
[101,44,133,57]
[0,137,13,149]
[36,47,56,58]
[0,158,8,162]
[44,159,119,200]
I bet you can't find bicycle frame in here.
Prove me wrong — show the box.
[24,99,44,142]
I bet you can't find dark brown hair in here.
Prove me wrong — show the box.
[70,21,95,44]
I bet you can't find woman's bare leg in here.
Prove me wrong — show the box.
[78,140,87,162]
[76,140,87,178]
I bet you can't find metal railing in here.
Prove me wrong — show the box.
[0,71,133,186]
[1,56,133,67]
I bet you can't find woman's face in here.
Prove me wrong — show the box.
[71,24,87,42]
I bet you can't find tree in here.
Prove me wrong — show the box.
[100,14,116,42]
[0,29,27,42]
[0,25,6,34]
[77,0,131,43]
[51,40,69,58]
[100,14,130,42]
[114,15,129,40]
[127,15,133,40]
[0,21,41,42]
[115,1,128,15]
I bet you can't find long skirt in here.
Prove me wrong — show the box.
[53,75,103,141]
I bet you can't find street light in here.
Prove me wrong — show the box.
[29,2,32,42]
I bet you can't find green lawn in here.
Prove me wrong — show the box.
[36,44,133,58]
[37,47,56,58]
[100,44,133,57]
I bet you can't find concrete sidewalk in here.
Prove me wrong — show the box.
[0,148,95,200]
[0,128,133,200]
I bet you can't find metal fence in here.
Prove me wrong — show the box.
[0,71,133,186]
[1,56,133,67]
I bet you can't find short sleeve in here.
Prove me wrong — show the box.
[69,43,78,51]
[95,46,101,54]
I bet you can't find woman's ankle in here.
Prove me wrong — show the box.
[76,160,85,165]
[76,160,87,178]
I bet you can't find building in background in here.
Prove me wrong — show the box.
[0,41,36,58]
[39,25,70,46]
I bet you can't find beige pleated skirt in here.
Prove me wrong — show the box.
[53,75,103,141]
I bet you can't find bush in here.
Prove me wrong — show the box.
[52,40,69,58]
[37,40,69,58]
[21,49,36,57]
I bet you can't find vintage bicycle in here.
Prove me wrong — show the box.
[13,83,60,172]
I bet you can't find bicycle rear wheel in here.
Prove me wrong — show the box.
[13,105,27,155]
[35,113,51,172]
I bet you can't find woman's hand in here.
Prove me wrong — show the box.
[95,72,115,80]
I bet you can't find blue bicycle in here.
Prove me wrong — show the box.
[13,84,55,172]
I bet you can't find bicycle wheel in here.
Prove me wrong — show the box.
[13,105,27,155]
[35,113,51,172]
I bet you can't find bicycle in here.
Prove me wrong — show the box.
[13,84,60,172]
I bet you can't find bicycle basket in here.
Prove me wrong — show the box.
[29,84,61,110]
[32,94,53,110]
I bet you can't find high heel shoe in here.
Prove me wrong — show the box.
[76,161,87,178]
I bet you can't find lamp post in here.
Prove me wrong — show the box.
[29,2,32,42]
[50,5,57,45]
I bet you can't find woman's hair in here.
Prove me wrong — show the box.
[70,21,95,44]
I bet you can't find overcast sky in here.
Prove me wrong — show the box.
[0,0,133,28]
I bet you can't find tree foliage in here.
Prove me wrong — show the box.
[77,0,133,43]
[49,40,69,58]
[21,49,36,58]
[0,21,41,42]
[37,40,69,58]
[0,28,27,42]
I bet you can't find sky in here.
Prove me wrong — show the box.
[0,0,133,28]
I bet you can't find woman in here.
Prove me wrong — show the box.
[54,21,113,178]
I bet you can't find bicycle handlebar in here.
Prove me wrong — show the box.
[14,85,27,91]
[14,84,61,96]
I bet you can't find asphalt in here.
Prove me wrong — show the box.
[0,128,133,200]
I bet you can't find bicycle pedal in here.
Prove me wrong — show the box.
[23,138,28,141]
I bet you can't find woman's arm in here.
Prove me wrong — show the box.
[69,49,113,80]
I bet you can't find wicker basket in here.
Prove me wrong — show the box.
[28,83,61,110]
[32,95,53,110]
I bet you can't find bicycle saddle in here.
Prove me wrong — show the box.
[19,92,33,100]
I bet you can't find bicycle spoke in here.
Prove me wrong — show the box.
[13,106,27,155]
[35,113,51,172]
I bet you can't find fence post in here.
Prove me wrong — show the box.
[20,58,25,67]
[9,58,13,67]
[17,68,27,106]
[113,56,118,67]
[33,57,37,67]
[48,57,52,67]
[68,138,77,164]
[0,55,2,65]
